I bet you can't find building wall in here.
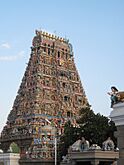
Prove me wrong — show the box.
[0,153,20,165]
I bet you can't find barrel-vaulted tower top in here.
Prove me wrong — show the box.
[34,29,69,44]
[34,30,68,42]
[32,30,73,56]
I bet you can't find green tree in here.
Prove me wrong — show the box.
[59,106,117,159]
[59,120,78,158]
[10,142,20,153]
[77,106,117,147]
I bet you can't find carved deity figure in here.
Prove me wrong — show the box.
[80,137,90,151]
[71,137,89,152]
[102,137,115,151]
[107,86,119,108]
[71,139,82,152]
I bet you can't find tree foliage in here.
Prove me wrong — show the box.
[59,120,78,158]
[78,107,116,146]
[10,142,20,153]
[59,106,117,158]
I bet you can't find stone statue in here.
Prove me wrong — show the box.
[102,137,115,151]
[107,86,124,108]
[71,139,82,152]
[70,137,90,152]
[107,86,119,108]
[80,137,90,151]
[89,144,101,150]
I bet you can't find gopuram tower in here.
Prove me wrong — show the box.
[0,30,89,164]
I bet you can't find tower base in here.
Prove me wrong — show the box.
[19,159,59,165]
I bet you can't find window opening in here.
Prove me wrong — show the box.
[58,51,60,58]
[67,111,71,117]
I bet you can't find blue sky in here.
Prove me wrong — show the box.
[0,0,124,132]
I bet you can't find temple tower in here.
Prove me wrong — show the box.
[0,30,89,163]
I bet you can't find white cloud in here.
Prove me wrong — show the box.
[0,51,25,61]
[0,42,11,49]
